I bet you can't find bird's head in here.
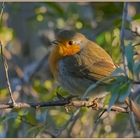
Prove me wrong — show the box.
[52,30,88,57]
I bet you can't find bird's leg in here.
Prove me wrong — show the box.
[56,93,78,112]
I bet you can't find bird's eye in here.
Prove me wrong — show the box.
[68,41,74,45]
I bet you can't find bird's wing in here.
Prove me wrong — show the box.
[60,41,116,82]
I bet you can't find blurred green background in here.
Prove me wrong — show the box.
[0,2,140,138]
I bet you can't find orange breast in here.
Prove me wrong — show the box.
[48,43,81,79]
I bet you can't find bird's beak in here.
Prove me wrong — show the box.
[51,40,60,46]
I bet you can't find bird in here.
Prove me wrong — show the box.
[48,30,140,120]
[48,30,116,99]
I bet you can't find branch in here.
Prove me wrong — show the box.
[45,109,81,138]
[125,98,140,122]
[133,81,140,84]
[0,98,128,113]
[0,2,4,24]
[126,97,139,137]
[132,42,140,47]
[120,2,128,76]
[0,42,16,106]
[0,2,16,106]
[131,28,140,37]
[120,3,139,136]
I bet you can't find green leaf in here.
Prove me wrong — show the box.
[0,112,18,125]
[96,33,105,45]
[46,2,64,16]
[25,111,38,125]
[133,61,140,74]
[133,14,140,20]
[103,94,111,105]
[118,82,131,102]
[107,75,129,111]
[125,43,134,73]
[108,92,119,112]
[26,125,44,137]
[83,77,111,99]
[111,67,125,76]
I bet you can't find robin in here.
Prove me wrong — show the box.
[48,30,116,98]
[48,30,140,120]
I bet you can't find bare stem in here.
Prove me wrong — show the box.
[0,42,16,105]
[0,97,129,113]
[0,2,4,24]
[0,2,16,106]
[128,96,139,137]
[120,2,128,76]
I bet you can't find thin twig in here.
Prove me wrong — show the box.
[55,109,81,137]
[128,96,139,137]
[0,2,4,24]
[131,29,140,37]
[0,2,16,106]
[132,42,140,47]
[67,109,81,137]
[94,109,106,124]
[133,81,140,84]
[89,115,101,137]
[0,42,16,106]
[120,2,128,76]
[125,98,140,122]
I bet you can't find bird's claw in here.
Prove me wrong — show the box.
[64,95,79,112]
[86,98,99,110]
